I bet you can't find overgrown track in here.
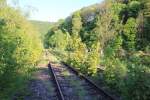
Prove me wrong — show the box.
[48,62,117,100]
[62,62,117,100]
[48,63,65,100]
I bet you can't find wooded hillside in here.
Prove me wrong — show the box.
[44,0,150,99]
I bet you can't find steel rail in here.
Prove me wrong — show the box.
[48,63,65,100]
[62,62,117,100]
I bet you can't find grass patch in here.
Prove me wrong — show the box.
[61,70,71,76]
[70,79,86,99]
[0,66,35,100]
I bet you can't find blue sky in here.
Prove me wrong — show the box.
[7,0,102,22]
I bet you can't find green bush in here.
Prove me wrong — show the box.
[66,34,87,70]
[103,58,127,91]
[122,63,150,100]
[123,18,137,51]
[66,34,100,75]
[128,1,141,18]
[0,1,42,94]
[84,43,100,75]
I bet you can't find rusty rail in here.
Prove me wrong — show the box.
[48,63,65,100]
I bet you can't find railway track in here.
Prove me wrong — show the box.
[48,62,117,100]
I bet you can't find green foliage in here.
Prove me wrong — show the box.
[143,0,150,17]
[103,58,127,91]
[128,1,141,18]
[101,1,150,97]
[84,43,100,75]
[122,62,150,100]
[0,2,42,98]
[123,18,137,51]
[66,34,87,70]
[45,29,69,50]
[72,11,82,34]
[93,1,125,48]
[104,35,123,59]
[66,35,100,75]
[95,1,116,47]
[44,0,150,99]
[141,0,150,49]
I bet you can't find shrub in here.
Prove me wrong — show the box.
[66,34,87,70]
[103,58,127,91]
[122,63,150,100]
[0,3,42,90]
[123,18,137,51]
[84,42,100,75]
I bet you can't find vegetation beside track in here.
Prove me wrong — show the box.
[0,1,42,99]
[44,0,150,99]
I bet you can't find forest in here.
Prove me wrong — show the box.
[0,0,150,100]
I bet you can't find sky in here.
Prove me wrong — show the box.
[7,0,102,22]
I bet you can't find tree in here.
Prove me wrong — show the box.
[122,18,137,51]
[94,0,120,48]
[143,0,150,17]
[72,11,82,34]
[141,0,150,49]
[104,58,127,91]
[66,33,87,70]
[84,42,100,75]
[45,29,69,50]
[0,2,42,90]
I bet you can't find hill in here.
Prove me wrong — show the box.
[30,20,53,40]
